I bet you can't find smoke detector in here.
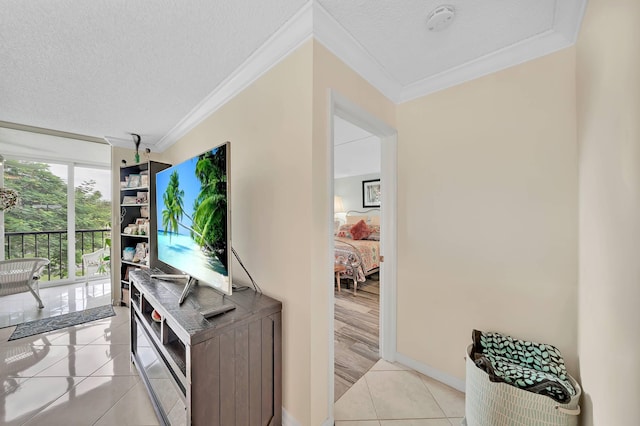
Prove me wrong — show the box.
[426,5,455,32]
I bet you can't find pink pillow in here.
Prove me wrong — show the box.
[350,220,371,240]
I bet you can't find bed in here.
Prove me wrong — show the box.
[334,210,380,294]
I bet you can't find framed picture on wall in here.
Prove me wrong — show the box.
[362,179,381,208]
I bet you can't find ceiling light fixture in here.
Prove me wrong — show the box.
[426,5,456,32]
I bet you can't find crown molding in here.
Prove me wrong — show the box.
[312,2,403,103]
[553,0,588,43]
[154,1,314,152]
[153,0,587,151]
[399,30,572,102]
[399,0,587,102]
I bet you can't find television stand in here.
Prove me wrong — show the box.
[129,269,282,425]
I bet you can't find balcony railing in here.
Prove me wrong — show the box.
[4,228,110,281]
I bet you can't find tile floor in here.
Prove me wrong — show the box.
[0,280,466,425]
[0,279,160,425]
[0,279,112,329]
[335,359,465,426]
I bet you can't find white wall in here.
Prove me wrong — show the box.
[160,42,314,424]
[334,172,381,218]
[576,0,640,423]
[396,47,578,381]
[312,40,397,424]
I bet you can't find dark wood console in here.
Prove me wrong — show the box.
[129,269,282,425]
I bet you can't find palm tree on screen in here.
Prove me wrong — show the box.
[161,171,184,243]
[192,148,227,268]
[161,166,218,255]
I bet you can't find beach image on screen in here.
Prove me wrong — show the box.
[156,145,229,292]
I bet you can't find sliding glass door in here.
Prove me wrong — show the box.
[2,158,111,285]
[74,165,112,281]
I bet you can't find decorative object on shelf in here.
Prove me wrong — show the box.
[132,133,141,163]
[122,195,138,205]
[123,247,135,261]
[127,174,141,188]
[143,147,151,162]
[133,242,148,263]
[0,187,19,211]
[136,192,148,203]
[123,224,138,235]
[121,159,127,166]
[135,218,149,235]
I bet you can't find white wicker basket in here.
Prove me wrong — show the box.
[464,345,581,426]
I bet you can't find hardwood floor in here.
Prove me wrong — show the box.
[334,275,380,401]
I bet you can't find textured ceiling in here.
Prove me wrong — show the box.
[318,0,556,85]
[0,0,586,151]
[0,0,306,146]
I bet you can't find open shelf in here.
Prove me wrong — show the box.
[122,259,148,268]
[118,161,170,307]
[132,294,187,382]
[120,186,148,191]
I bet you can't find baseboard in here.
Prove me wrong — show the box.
[282,407,301,426]
[282,356,463,425]
[282,407,333,426]
[395,352,466,393]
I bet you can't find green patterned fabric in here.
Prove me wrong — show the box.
[471,330,575,403]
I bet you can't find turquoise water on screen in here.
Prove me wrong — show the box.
[157,232,228,291]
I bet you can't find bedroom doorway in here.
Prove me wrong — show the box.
[333,116,382,401]
[329,91,398,412]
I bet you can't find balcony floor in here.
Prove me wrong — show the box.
[0,278,112,329]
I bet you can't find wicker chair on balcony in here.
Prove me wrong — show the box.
[82,248,109,284]
[0,258,50,309]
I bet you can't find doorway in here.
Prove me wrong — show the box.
[328,91,398,415]
[333,116,382,400]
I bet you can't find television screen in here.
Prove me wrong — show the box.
[155,142,231,295]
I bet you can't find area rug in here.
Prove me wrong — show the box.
[8,304,115,341]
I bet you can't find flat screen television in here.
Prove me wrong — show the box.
[154,142,231,296]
